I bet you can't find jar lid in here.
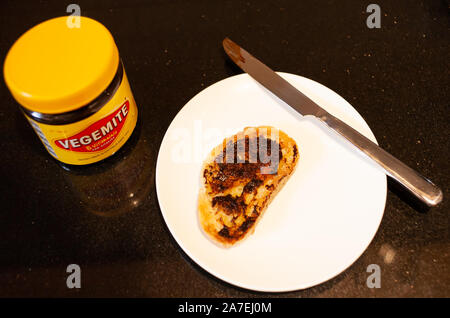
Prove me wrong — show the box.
[3,16,119,114]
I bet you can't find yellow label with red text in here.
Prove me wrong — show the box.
[25,70,138,165]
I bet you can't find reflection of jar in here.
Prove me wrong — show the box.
[61,121,154,217]
[3,16,138,165]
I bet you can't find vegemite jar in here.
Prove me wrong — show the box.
[3,16,138,165]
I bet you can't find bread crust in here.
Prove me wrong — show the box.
[198,126,299,247]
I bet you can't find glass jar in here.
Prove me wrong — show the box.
[3,16,138,165]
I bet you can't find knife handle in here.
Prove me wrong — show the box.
[319,112,443,207]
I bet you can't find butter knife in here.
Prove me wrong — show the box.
[223,37,442,207]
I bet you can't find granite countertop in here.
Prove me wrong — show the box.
[0,0,448,297]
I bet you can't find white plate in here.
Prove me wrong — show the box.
[155,73,387,292]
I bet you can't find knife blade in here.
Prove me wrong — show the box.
[223,37,442,207]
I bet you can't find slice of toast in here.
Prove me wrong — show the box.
[198,126,299,247]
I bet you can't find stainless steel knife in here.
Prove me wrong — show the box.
[223,37,442,207]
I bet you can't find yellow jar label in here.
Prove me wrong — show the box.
[25,70,138,165]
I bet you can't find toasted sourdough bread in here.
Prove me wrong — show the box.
[198,126,299,247]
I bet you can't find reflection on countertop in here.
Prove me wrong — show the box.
[60,120,154,217]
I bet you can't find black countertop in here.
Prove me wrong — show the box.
[0,0,448,297]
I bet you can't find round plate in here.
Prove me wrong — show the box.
[156,73,387,292]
